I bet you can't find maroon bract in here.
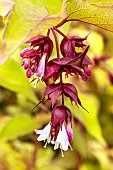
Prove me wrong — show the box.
[60,34,89,58]
[43,46,92,83]
[26,35,53,58]
[50,105,67,140]
[35,83,62,108]
[51,105,74,142]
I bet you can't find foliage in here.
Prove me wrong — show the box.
[0,0,113,170]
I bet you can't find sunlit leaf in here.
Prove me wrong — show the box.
[44,0,63,15]
[0,115,37,142]
[0,0,63,64]
[64,0,113,32]
[0,0,14,17]
[0,58,38,104]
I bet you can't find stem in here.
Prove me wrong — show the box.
[47,29,50,36]
[51,28,60,60]
[55,18,68,28]
[53,27,68,40]
[26,143,38,170]
[60,74,64,105]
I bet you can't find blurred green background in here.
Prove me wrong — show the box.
[0,2,113,170]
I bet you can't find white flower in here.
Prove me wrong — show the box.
[51,123,72,157]
[35,122,72,157]
[35,122,51,142]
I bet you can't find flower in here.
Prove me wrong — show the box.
[60,34,88,59]
[35,122,51,142]
[20,35,53,87]
[51,123,72,157]
[43,45,92,83]
[35,105,74,157]
[35,122,72,157]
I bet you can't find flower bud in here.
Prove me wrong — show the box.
[31,64,37,72]
[26,69,32,78]
[23,58,30,69]
[20,48,30,57]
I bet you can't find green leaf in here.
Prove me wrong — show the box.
[0,0,63,64]
[44,0,63,15]
[73,128,87,157]
[0,58,38,104]
[0,115,37,142]
[65,0,113,32]
[65,94,106,145]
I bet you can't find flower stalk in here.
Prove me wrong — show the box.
[51,28,60,60]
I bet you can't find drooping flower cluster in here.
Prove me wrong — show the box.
[20,36,53,87]
[20,25,92,156]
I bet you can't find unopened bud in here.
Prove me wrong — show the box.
[31,64,37,72]
[26,69,32,78]
[20,48,29,57]
[23,59,30,69]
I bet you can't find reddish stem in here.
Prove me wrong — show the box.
[55,18,68,28]
[60,74,64,105]
[47,29,50,36]
[53,27,68,40]
[51,28,60,60]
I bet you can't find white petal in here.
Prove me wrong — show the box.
[37,54,46,78]
[34,129,43,134]
[55,123,70,151]
[35,122,51,141]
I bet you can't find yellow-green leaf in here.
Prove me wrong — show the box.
[0,0,14,17]
[0,0,63,64]
[0,115,37,142]
[0,58,38,104]
[65,0,113,32]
